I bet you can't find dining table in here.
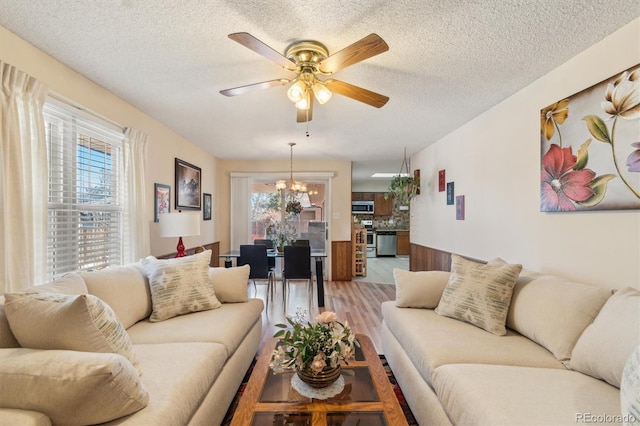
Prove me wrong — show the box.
[218,249,328,307]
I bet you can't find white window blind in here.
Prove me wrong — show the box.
[43,99,125,280]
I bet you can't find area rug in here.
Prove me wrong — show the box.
[221,355,418,425]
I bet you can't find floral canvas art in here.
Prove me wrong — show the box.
[540,65,640,212]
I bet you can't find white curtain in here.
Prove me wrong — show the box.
[230,175,251,249]
[123,127,149,263]
[0,62,49,293]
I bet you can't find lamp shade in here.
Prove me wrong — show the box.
[159,212,200,238]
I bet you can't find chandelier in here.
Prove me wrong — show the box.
[276,142,307,193]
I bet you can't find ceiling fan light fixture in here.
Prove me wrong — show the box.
[295,91,311,110]
[287,79,307,103]
[312,81,332,104]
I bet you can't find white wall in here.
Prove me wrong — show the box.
[0,24,218,257]
[410,18,640,290]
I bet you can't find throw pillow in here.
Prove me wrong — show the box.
[0,348,148,425]
[208,264,250,303]
[4,292,141,376]
[435,254,522,335]
[142,250,221,322]
[393,268,451,308]
[621,345,640,424]
[570,287,640,387]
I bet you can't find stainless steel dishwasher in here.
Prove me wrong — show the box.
[376,231,397,256]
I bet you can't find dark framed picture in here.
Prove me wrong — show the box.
[175,158,201,210]
[203,193,212,220]
[438,170,446,192]
[446,182,455,205]
[154,183,170,222]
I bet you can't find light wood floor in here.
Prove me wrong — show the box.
[251,256,407,354]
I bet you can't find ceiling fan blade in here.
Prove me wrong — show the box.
[324,79,389,108]
[220,79,289,97]
[319,34,389,73]
[228,32,297,71]
[296,92,314,123]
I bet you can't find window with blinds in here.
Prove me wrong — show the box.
[43,99,125,281]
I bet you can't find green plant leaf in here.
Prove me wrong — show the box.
[577,174,616,208]
[582,115,611,144]
[274,330,285,337]
[573,139,591,170]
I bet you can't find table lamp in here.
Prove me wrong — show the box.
[159,212,201,257]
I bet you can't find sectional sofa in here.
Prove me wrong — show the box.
[382,255,640,425]
[0,250,262,425]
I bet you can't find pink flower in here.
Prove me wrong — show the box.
[310,353,326,373]
[315,311,337,323]
[627,142,640,172]
[541,144,596,211]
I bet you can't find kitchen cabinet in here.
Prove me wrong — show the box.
[396,231,410,255]
[374,193,393,217]
[352,192,375,201]
[352,226,367,277]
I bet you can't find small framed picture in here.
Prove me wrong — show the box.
[438,170,446,192]
[446,182,455,205]
[456,195,465,220]
[175,158,201,210]
[203,193,212,221]
[154,183,171,222]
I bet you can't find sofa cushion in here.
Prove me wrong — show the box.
[104,342,227,425]
[393,269,450,308]
[1,274,89,349]
[570,287,640,387]
[382,302,564,387]
[81,263,152,329]
[208,265,250,303]
[506,270,612,364]
[621,345,640,424]
[432,364,621,426]
[0,408,52,426]
[126,299,264,358]
[435,254,522,335]
[142,250,221,322]
[4,292,141,376]
[0,348,148,426]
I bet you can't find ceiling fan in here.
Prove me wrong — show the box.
[220,32,389,122]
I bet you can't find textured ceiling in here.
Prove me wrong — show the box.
[0,1,638,184]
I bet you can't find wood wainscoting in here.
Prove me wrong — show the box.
[157,241,220,267]
[331,240,352,281]
[409,243,452,272]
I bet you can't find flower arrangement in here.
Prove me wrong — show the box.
[266,220,296,250]
[285,200,303,215]
[270,310,359,375]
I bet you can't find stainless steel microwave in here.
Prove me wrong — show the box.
[352,201,374,214]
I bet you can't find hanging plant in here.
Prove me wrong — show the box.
[385,175,419,206]
[385,148,420,207]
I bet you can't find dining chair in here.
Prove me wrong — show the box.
[291,239,310,246]
[254,239,277,274]
[238,244,275,307]
[282,245,313,310]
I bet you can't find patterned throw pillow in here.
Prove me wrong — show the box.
[142,250,221,322]
[435,254,522,335]
[4,292,142,376]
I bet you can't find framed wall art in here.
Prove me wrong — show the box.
[456,195,465,220]
[154,183,170,222]
[175,158,201,210]
[438,170,446,192]
[540,64,640,211]
[446,182,455,205]
[203,193,212,221]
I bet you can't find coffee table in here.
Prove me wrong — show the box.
[230,334,408,425]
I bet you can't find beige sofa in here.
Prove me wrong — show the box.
[382,255,640,426]
[0,251,263,425]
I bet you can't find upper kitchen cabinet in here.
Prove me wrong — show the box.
[374,193,393,217]
[352,192,375,201]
